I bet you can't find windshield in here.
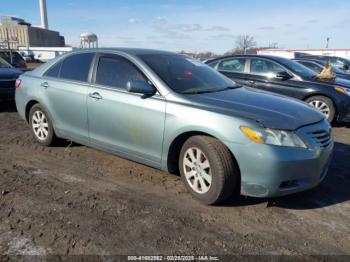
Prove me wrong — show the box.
[139,54,237,94]
[0,57,11,68]
[280,58,317,79]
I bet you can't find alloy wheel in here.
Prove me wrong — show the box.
[32,110,49,141]
[308,100,330,118]
[183,147,212,194]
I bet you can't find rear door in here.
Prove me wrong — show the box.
[41,52,94,143]
[87,54,166,166]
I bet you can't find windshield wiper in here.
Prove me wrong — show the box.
[182,85,240,95]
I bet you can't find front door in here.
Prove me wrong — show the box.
[87,54,166,166]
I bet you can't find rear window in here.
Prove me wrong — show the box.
[59,53,94,82]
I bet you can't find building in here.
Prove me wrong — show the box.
[257,48,350,59]
[0,16,65,49]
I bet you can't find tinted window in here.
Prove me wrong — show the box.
[218,58,246,72]
[44,61,62,78]
[95,56,146,89]
[60,53,94,82]
[250,58,285,77]
[140,54,236,94]
[298,61,323,73]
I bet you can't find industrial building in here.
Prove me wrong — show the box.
[0,16,65,49]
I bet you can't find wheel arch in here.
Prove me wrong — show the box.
[25,100,40,123]
[166,131,241,179]
[302,93,338,116]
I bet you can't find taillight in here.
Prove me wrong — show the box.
[20,60,27,68]
[15,79,22,89]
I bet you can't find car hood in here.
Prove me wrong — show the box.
[308,76,350,87]
[0,67,22,79]
[187,87,324,130]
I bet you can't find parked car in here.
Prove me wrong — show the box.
[0,50,27,69]
[293,58,350,80]
[299,55,350,72]
[206,55,350,122]
[15,49,333,205]
[0,57,23,100]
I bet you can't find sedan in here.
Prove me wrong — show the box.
[15,49,333,204]
[0,57,23,100]
[206,55,350,122]
[294,58,350,80]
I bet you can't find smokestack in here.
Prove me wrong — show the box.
[39,0,48,29]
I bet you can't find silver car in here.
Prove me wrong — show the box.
[15,48,333,204]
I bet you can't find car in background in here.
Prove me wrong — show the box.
[299,55,350,72]
[294,58,350,80]
[0,57,23,100]
[15,48,333,205]
[0,50,27,69]
[205,55,350,123]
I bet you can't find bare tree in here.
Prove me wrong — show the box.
[235,35,257,54]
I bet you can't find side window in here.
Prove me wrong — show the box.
[95,56,147,89]
[60,53,94,82]
[299,61,322,73]
[44,61,62,78]
[250,58,285,77]
[218,58,246,72]
[207,61,219,68]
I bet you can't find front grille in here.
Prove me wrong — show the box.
[0,80,15,89]
[309,130,332,148]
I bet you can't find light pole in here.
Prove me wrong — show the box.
[326,37,330,49]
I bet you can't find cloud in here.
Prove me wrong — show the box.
[205,26,230,32]
[256,26,276,30]
[208,33,236,39]
[128,18,143,24]
[306,19,319,24]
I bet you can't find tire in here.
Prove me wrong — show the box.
[179,135,239,205]
[29,104,58,146]
[305,96,336,122]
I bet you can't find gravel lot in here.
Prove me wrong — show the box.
[0,101,349,259]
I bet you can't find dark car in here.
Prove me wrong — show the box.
[0,50,27,69]
[299,55,350,72]
[294,58,350,80]
[205,55,350,122]
[0,57,23,100]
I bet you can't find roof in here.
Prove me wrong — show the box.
[205,54,289,63]
[71,48,176,56]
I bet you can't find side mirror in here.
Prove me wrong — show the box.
[127,80,156,96]
[275,71,293,80]
[342,65,350,71]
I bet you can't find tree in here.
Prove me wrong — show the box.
[235,35,257,54]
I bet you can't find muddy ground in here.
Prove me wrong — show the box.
[0,101,349,260]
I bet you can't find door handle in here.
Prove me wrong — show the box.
[89,92,103,100]
[41,82,49,89]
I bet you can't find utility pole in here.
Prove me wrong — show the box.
[326,37,330,48]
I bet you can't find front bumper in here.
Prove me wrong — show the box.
[226,120,334,197]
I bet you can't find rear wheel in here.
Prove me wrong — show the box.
[306,96,335,122]
[179,136,239,205]
[29,104,58,146]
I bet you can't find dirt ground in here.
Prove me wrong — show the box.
[0,100,349,260]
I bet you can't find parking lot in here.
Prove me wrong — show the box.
[0,100,349,258]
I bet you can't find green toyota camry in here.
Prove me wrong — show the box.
[15,48,333,205]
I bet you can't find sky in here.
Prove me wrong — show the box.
[1,0,350,54]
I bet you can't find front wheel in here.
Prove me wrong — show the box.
[179,136,239,205]
[29,104,58,146]
[306,96,336,123]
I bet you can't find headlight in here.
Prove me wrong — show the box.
[335,86,350,96]
[240,126,307,148]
